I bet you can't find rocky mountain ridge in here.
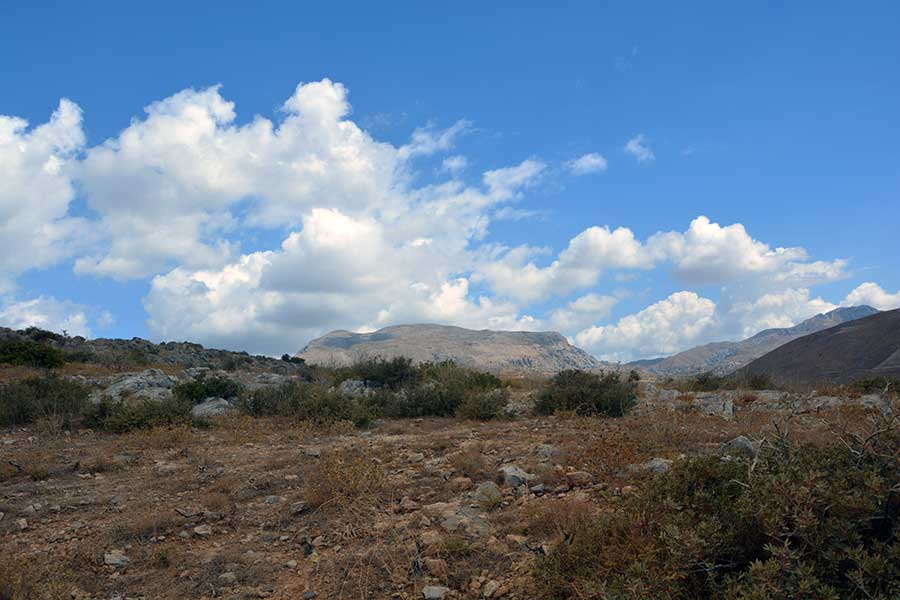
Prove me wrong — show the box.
[296,324,603,373]
[634,305,879,378]
[741,308,900,384]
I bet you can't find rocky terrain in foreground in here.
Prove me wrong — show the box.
[2,382,892,599]
[296,324,603,373]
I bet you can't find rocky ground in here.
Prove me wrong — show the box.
[0,382,880,600]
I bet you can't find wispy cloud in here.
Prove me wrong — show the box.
[564,152,608,175]
[624,133,655,163]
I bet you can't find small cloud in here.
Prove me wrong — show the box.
[441,155,467,174]
[492,206,547,222]
[624,134,655,163]
[565,152,608,175]
[399,119,471,159]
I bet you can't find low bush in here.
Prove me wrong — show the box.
[302,449,386,509]
[0,375,90,428]
[672,371,777,392]
[174,375,242,403]
[336,356,420,389]
[0,339,65,368]
[237,381,373,426]
[374,381,464,418]
[456,388,509,420]
[417,360,502,391]
[534,370,636,417]
[81,396,197,432]
[533,416,900,599]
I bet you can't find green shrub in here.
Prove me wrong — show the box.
[533,421,900,599]
[237,382,372,426]
[456,388,509,420]
[0,375,90,428]
[338,356,420,389]
[853,377,900,395]
[672,371,777,392]
[374,381,464,418]
[174,375,242,403]
[0,339,65,368]
[417,360,502,391]
[82,396,197,432]
[534,370,636,417]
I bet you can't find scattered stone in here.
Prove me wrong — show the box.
[290,501,308,515]
[482,580,500,598]
[89,369,176,405]
[643,457,672,474]
[218,572,236,585]
[720,435,760,458]
[286,559,298,568]
[449,476,473,491]
[536,443,562,462]
[423,585,451,599]
[15,518,28,531]
[303,447,322,458]
[497,465,533,487]
[473,481,502,504]
[337,379,370,397]
[423,558,449,578]
[400,496,421,512]
[566,470,594,487]
[264,495,281,504]
[104,549,130,567]
[191,397,232,417]
[408,452,425,464]
[193,525,213,537]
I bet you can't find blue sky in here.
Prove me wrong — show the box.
[1,1,898,360]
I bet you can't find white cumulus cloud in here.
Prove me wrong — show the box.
[565,152,608,175]
[624,133,654,163]
[842,282,900,311]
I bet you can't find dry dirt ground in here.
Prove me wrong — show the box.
[0,405,870,600]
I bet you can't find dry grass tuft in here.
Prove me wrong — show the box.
[303,448,387,511]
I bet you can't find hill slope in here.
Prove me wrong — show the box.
[741,308,900,385]
[637,305,879,377]
[296,324,602,373]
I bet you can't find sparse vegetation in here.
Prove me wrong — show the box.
[534,414,900,599]
[0,339,65,369]
[81,396,197,432]
[535,369,636,417]
[173,374,242,403]
[0,375,90,428]
[237,381,373,426]
[456,388,509,420]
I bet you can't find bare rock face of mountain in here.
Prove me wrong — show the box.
[636,305,879,378]
[296,324,602,373]
[741,308,900,385]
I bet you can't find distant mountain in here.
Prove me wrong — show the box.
[741,308,900,385]
[633,305,880,378]
[296,324,602,373]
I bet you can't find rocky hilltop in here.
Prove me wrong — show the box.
[741,308,900,385]
[296,324,602,373]
[0,326,305,374]
[636,305,879,378]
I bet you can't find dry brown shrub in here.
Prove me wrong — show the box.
[523,498,598,539]
[0,556,71,600]
[110,508,181,543]
[303,448,386,511]
[200,491,233,514]
[447,442,490,480]
[124,424,192,450]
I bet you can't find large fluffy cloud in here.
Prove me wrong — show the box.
[145,207,537,355]
[0,296,93,338]
[842,282,900,311]
[0,100,88,291]
[2,80,894,360]
[575,292,717,362]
